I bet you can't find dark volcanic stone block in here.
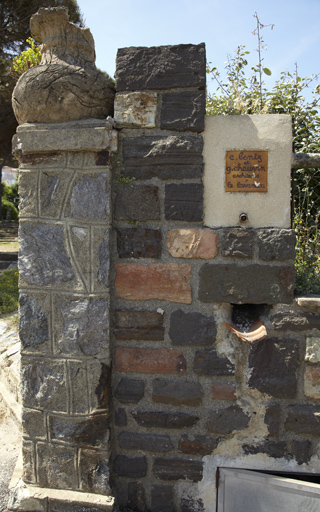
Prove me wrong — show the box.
[179,435,218,455]
[114,310,164,341]
[151,485,174,512]
[114,455,147,478]
[118,431,173,452]
[165,183,203,221]
[199,263,295,304]
[207,405,250,434]
[115,408,127,426]
[153,458,203,482]
[115,43,206,91]
[114,378,145,403]
[264,404,281,436]
[193,349,235,376]
[122,135,203,180]
[152,379,202,406]
[160,91,205,132]
[243,441,287,459]
[284,405,320,435]
[249,338,299,399]
[219,228,256,258]
[257,229,296,261]
[114,185,160,221]
[128,482,146,512]
[290,440,312,465]
[132,410,199,429]
[169,309,216,346]
[116,227,162,259]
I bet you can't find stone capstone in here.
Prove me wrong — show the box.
[12,8,114,124]
[19,223,75,286]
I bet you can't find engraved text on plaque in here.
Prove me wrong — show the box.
[225,151,268,192]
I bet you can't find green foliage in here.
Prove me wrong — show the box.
[206,14,320,295]
[2,199,19,221]
[0,269,19,316]
[12,37,41,77]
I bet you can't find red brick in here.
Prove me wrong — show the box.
[210,382,236,400]
[115,263,192,304]
[168,229,217,259]
[115,347,186,374]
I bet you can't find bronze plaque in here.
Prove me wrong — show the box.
[225,151,268,192]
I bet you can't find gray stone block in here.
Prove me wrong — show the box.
[118,431,173,452]
[160,91,205,132]
[284,405,320,435]
[114,378,145,403]
[122,135,203,180]
[116,227,162,259]
[199,263,295,303]
[68,173,111,222]
[132,411,199,429]
[49,414,109,447]
[151,485,174,512]
[169,310,216,346]
[152,379,202,406]
[79,449,111,494]
[114,455,147,478]
[22,409,47,440]
[219,228,256,258]
[243,441,287,458]
[114,185,160,221]
[37,443,76,489]
[153,458,203,482]
[18,170,38,218]
[207,405,250,434]
[193,349,235,375]
[115,43,206,91]
[258,228,296,261]
[165,183,203,221]
[19,294,49,350]
[114,310,164,341]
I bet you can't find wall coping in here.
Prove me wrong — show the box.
[296,296,320,309]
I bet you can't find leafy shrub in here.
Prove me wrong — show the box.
[0,269,19,315]
[2,198,19,221]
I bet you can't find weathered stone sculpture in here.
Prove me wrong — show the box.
[12,7,114,124]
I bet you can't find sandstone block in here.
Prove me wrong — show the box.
[207,405,250,434]
[219,228,256,258]
[304,365,320,399]
[169,309,216,346]
[210,382,236,400]
[199,263,295,304]
[118,431,173,452]
[193,350,235,376]
[115,263,192,304]
[79,449,111,494]
[152,379,202,406]
[115,43,206,91]
[160,91,205,132]
[249,338,299,398]
[153,458,203,482]
[114,185,160,221]
[114,455,147,478]
[165,183,203,221]
[132,411,199,429]
[305,337,320,362]
[114,378,145,403]
[122,135,203,180]
[114,92,157,127]
[117,227,161,259]
[115,347,186,374]
[168,229,217,259]
[284,405,320,435]
[257,229,296,261]
[179,435,218,455]
[114,310,164,341]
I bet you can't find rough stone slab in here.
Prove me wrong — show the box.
[115,43,206,91]
[114,185,160,221]
[19,294,49,351]
[257,229,296,261]
[114,378,145,404]
[114,92,157,127]
[296,297,320,308]
[243,441,287,459]
[114,455,147,478]
[152,379,202,406]
[115,263,192,304]
[160,91,205,132]
[117,227,162,259]
[264,404,281,436]
[207,405,250,434]
[179,435,218,455]
[151,485,174,512]
[284,405,320,435]
[22,409,47,439]
[219,228,256,258]
[304,365,320,399]
[118,431,173,453]
[115,408,127,426]
[168,229,217,259]
[19,223,75,287]
[18,170,38,218]
[249,338,299,398]
[115,347,186,374]
[39,170,73,220]
[153,458,203,482]
[271,310,320,331]
[128,482,146,512]
[193,350,235,376]
[290,440,312,465]
[199,263,295,304]
[15,120,118,153]
[37,443,76,489]
[66,173,111,222]
[169,309,217,346]
[92,227,111,292]
[132,411,199,429]
[68,360,89,414]
[114,310,164,341]
[48,414,109,447]
[79,449,111,494]
[122,135,203,180]
[305,337,320,363]
[87,361,110,412]
[210,382,236,400]
[165,183,203,221]
[22,440,36,484]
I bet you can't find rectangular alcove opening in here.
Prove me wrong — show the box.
[231,303,270,332]
[217,468,320,512]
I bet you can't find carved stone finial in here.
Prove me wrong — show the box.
[12,7,114,124]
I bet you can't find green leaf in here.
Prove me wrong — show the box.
[263,67,272,76]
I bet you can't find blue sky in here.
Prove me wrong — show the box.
[77,0,320,100]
